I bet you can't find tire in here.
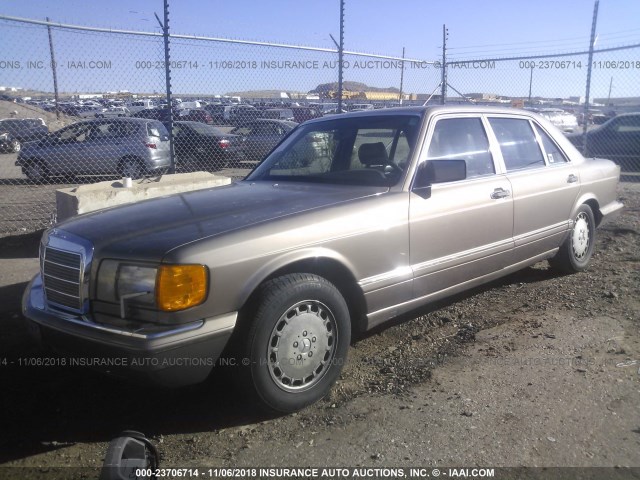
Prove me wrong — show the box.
[550,204,596,273]
[119,158,144,179]
[238,273,351,413]
[23,161,49,183]
[10,138,21,153]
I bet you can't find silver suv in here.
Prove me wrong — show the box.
[16,118,171,182]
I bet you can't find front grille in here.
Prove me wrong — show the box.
[42,246,83,311]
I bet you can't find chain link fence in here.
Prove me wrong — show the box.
[0,14,638,236]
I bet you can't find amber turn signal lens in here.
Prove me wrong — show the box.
[156,264,208,311]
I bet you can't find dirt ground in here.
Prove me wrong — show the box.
[0,181,638,477]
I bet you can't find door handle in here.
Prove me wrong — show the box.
[490,188,511,199]
[567,174,578,183]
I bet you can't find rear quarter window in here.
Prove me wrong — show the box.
[534,124,568,164]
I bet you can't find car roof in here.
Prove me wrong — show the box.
[73,117,156,125]
[251,118,291,123]
[174,120,213,126]
[303,105,543,125]
[609,112,640,119]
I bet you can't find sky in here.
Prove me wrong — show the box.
[0,0,639,99]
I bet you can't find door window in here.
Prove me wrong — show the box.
[427,118,494,178]
[489,118,545,171]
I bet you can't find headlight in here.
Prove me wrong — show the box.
[117,265,157,304]
[97,260,208,313]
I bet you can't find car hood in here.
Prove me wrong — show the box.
[57,181,388,261]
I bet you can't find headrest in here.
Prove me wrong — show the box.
[358,142,388,166]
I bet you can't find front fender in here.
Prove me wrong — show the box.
[237,247,360,307]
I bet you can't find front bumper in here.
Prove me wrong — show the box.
[22,274,237,387]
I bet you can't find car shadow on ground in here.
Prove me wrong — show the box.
[0,328,277,463]
[0,262,565,463]
[0,231,41,259]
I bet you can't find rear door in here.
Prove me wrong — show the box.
[76,121,118,174]
[409,115,514,299]
[487,115,581,262]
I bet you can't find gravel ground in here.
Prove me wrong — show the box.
[0,181,638,477]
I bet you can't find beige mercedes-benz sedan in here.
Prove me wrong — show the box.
[23,106,623,412]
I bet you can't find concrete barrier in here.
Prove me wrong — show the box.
[56,172,231,222]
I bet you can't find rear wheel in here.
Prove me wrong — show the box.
[119,158,144,179]
[23,161,48,183]
[550,204,596,273]
[237,273,351,413]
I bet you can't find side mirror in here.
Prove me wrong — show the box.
[100,431,159,480]
[412,159,466,199]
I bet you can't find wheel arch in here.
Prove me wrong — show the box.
[118,155,144,171]
[237,249,368,336]
[572,193,602,227]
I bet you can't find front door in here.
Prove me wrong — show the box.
[410,115,514,299]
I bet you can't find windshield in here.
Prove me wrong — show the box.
[246,114,421,187]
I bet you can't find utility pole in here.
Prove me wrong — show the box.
[528,66,533,105]
[338,0,345,113]
[399,47,405,105]
[46,17,60,120]
[441,24,448,105]
[155,0,175,174]
[582,0,599,154]
[607,76,613,105]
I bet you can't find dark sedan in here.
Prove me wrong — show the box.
[230,119,297,161]
[176,108,214,125]
[132,107,177,125]
[172,121,243,171]
[567,112,640,172]
[0,118,49,153]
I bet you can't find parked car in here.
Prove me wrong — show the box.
[72,106,104,118]
[261,108,295,121]
[227,104,260,126]
[132,107,172,123]
[96,106,131,118]
[172,121,243,171]
[230,119,296,161]
[16,118,171,181]
[127,99,156,115]
[536,108,579,132]
[310,102,338,114]
[203,103,228,123]
[291,106,322,123]
[347,103,375,111]
[0,118,49,153]
[566,112,640,172]
[176,108,214,125]
[22,106,622,413]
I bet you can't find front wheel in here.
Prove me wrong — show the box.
[550,204,596,273]
[239,273,351,413]
[23,161,49,183]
